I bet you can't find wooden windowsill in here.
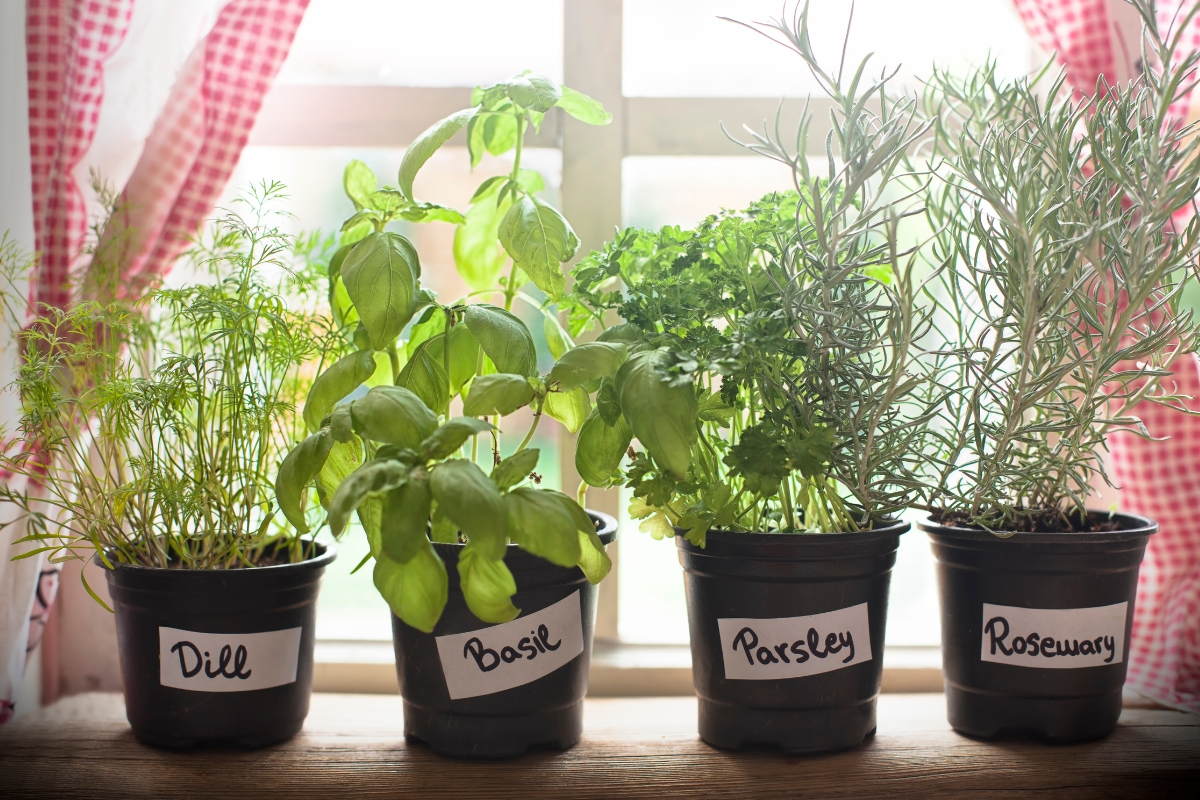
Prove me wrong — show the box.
[2,692,1196,798]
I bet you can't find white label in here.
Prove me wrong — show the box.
[435,591,584,700]
[717,602,873,681]
[159,627,303,692]
[980,602,1127,669]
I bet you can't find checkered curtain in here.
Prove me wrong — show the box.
[1012,0,1200,714]
[0,0,309,722]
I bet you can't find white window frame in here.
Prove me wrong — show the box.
[252,0,943,694]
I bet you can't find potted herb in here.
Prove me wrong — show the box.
[0,184,336,748]
[914,0,1200,741]
[274,72,620,757]
[563,9,936,754]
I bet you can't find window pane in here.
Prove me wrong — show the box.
[617,155,941,647]
[217,144,564,640]
[279,0,563,86]
[624,0,1031,97]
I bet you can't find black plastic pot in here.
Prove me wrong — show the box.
[392,511,616,758]
[921,512,1156,742]
[677,521,906,754]
[102,541,335,749]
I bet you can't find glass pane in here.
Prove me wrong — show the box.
[624,0,1032,97]
[216,144,564,640]
[616,155,941,646]
[279,0,563,86]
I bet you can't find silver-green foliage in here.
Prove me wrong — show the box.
[918,0,1200,531]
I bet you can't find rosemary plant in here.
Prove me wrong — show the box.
[565,3,939,540]
[1,183,334,604]
[917,0,1200,532]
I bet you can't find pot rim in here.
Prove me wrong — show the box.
[917,509,1158,543]
[681,516,910,546]
[97,536,336,574]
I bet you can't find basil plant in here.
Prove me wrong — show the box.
[274,72,621,632]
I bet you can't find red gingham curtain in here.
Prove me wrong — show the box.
[1012,0,1200,714]
[10,0,310,716]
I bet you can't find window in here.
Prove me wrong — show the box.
[223,0,1036,664]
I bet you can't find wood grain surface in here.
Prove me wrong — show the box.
[1,692,1196,799]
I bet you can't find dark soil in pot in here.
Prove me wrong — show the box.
[102,540,336,749]
[393,511,617,758]
[921,511,1156,742]
[677,520,906,755]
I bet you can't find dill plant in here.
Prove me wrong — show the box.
[917,0,1200,532]
[566,4,940,539]
[0,182,335,603]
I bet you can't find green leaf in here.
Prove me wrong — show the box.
[457,542,519,623]
[454,190,513,292]
[341,232,421,350]
[464,304,537,376]
[430,503,459,543]
[462,373,535,417]
[396,340,450,416]
[497,196,579,301]
[429,459,507,558]
[275,430,333,533]
[344,160,378,210]
[316,437,363,507]
[544,386,589,434]
[557,86,612,125]
[406,307,445,357]
[470,175,507,203]
[597,323,643,344]
[330,405,354,442]
[358,495,384,555]
[490,448,540,491]
[576,411,632,486]
[482,110,519,155]
[373,542,448,633]
[341,220,373,247]
[547,342,626,390]
[399,108,474,200]
[421,324,480,395]
[543,313,572,360]
[596,378,621,425]
[303,349,377,432]
[420,417,495,461]
[400,202,465,225]
[368,188,406,215]
[505,73,562,113]
[515,168,545,194]
[381,474,432,563]
[616,350,698,480]
[340,210,374,233]
[350,385,438,449]
[576,525,612,584]
[329,460,409,537]
[504,487,583,567]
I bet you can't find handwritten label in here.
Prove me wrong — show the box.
[158,627,302,692]
[980,602,1127,669]
[717,602,873,681]
[435,591,584,700]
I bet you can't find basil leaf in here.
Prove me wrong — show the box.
[464,304,536,376]
[544,386,589,434]
[343,159,378,210]
[406,307,445,358]
[315,437,363,508]
[420,324,480,395]
[373,542,448,633]
[341,232,421,350]
[429,459,507,558]
[505,73,562,113]
[350,385,438,450]
[303,349,376,432]
[368,188,406,215]
[547,341,626,390]
[457,542,519,623]
[396,339,450,417]
[482,110,519,155]
[275,430,333,533]
[381,474,432,563]
[576,525,612,584]
[420,417,495,461]
[576,411,632,486]
[400,202,465,225]
[358,494,384,555]
[462,373,535,417]
[543,313,573,361]
[557,86,612,125]
[329,460,409,537]
[616,350,698,480]
[596,377,621,425]
[497,196,579,301]
[430,503,459,543]
[399,108,474,200]
[454,190,513,292]
[596,323,643,344]
[490,448,540,492]
[504,487,583,567]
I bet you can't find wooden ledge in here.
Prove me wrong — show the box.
[2,693,1197,799]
